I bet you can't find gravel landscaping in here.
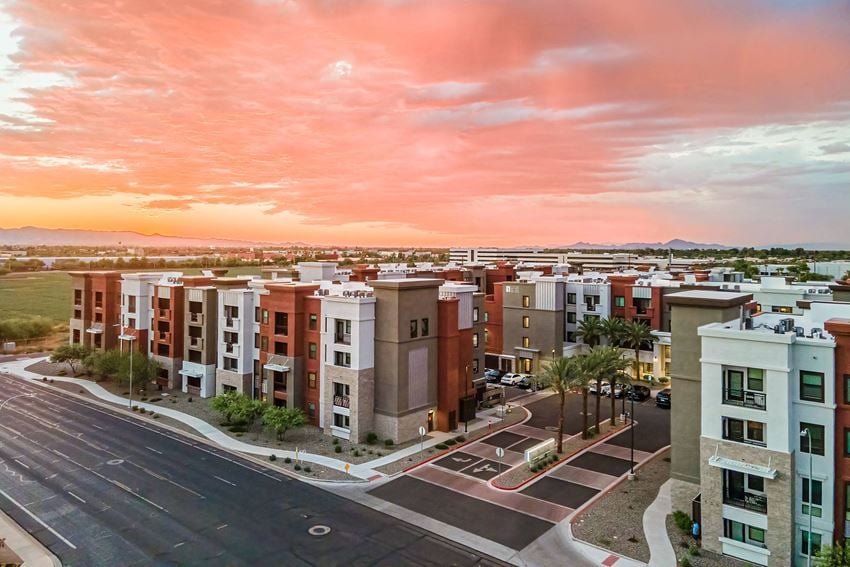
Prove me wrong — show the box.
[572,448,670,562]
[667,515,747,567]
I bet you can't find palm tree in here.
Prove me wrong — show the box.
[595,346,631,426]
[540,356,581,452]
[601,317,625,347]
[620,320,657,385]
[577,316,604,347]
[575,352,602,439]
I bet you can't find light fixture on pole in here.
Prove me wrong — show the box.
[115,323,137,408]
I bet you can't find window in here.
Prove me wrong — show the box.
[522,358,532,373]
[802,478,823,518]
[484,311,489,322]
[334,351,351,368]
[723,417,766,446]
[484,329,489,343]
[410,320,418,338]
[274,312,289,336]
[333,413,350,429]
[567,312,576,323]
[223,357,238,371]
[567,293,576,304]
[308,372,317,389]
[262,309,268,325]
[309,313,318,330]
[473,307,479,322]
[309,342,317,359]
[308,403,316,419]
[274,341,288,356]
[801,530,822,557]
[772,305,793,314]
[473,333,479,348]
[845,482,850,522]
[747,421,764,444]
[567,331,576,343]
[845,428,850,456]
[845,374,850,405]
[522,295,530,308]
[128,295,136,313]
[254,333,260,347]
[800,423,825,455]
[472,358,479,373]
[800,371,825,403]
[522,336,530,348]
[522,316,530,328]
[614,296,625,308]
[255,306,260,323]
[261,336,269,352]
[421,318,429,337]
[724,519,766,548]
[747,368,764,391]
[748,527,765,545]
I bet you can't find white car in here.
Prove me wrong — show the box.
[589,381,610,395]
[500,373,522,386]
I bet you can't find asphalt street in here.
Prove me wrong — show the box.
[0,373,508,566]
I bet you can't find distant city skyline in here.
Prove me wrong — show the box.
[1,1,849,247]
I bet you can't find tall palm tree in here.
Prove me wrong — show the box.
[620,320,657,385]
[595,346,631,426]
[540,356,581,452]
[601,317,625,348]
[572,354,599,440]
[577,316,604,348]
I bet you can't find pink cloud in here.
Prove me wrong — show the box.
[1,0,849,245]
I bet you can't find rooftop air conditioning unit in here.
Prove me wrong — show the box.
[774,325,783,334]
[744,317,753,330]
[795,327,805,337]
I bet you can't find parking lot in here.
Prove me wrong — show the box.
[369,390,670,552]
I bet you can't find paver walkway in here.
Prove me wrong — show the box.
[0,357,507,482]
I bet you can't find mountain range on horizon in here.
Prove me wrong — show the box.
[0,226,846,251]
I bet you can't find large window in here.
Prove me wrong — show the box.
[410,320,418,339]
[846,428,850,457]
[334,351,351,368]
[309,313,318,330]
[801,530,822,557]
[723,417,766,447]
[522,316,530,328]
[522,295,530,308]
[845,483,850,523]
[747,368,764,391]
[800,423,825,455]
[522,336,529,348]
[800,371,825,403]
[333,413,350,429]
[567,312,576,324]
[802,478,823,518]
[308,372,316,389]
[724,519,766,548]
[308,342,317,359]
[614,296,625,308]
[567,293,576,305]
[472,333,479,348]
[421,318,429,337]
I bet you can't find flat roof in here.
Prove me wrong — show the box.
[665,290,753,308]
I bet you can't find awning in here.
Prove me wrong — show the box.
[86,323,104,334]
[178,369,203,378]
[708,455,777,479]
[263,363,289,373]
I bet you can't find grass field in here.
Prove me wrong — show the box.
[0,266,263,325]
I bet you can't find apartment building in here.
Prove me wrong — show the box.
[565,274,611,344]
[499,276,565,375]
[69,271,122,350]
[450,248,568,265]
[180,283,219,398]
[215,282,256,396]
[692,301,850,566]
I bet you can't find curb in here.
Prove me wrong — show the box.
[0,506,62,567]
[488,416,627,491]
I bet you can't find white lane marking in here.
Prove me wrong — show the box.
[216,523,228,530]
[173,541,185,548]
[0,488,77,549]
[67,491,86,504]
[91,424,103,430]
[213,475,236,487]
[145,446,163,455]
[13,459,30,470]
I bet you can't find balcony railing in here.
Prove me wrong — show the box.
[224,316,238,328]
[189,312,204,324]
[189,336,204,349]
[724,491,767,514]
[333,395,351,409]
[158,308,171,319]
[158,331,171,342]
[335,332,351,345]
[723,389,766,411]
[94,302,103,309]
[722,433,766,448]
[585,303,598,312]
[274,326,289,336]
[225,342,239,355]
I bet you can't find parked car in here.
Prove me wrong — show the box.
[485,369,502,383]
[589,381,609,395]
[606,383,627,398]
[627,384,651,401]
[656,388,671,408]
[516,376,532,390]
[500,373,522,386]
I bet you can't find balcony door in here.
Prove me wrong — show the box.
[725,369,745,403]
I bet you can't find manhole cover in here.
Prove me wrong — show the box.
[106,459,124,465]
[544,426,559,432]
[308,525,331,537]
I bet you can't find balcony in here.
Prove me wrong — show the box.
[188,312,204,324]
[273,326,289,337]
[158,331,171,342]
[722,432,766,448]
[724,491,767,514]
[189,336,204,349]
[224,317,238,329]
[723,389,767,411]
[94,302,103,310]
[224,342,240,356]
[334,332,351,345]
[333,395,350,409]
[158,308,171,319]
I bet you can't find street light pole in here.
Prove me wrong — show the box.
[629,394,635,477]
[115,323,136,409]
[801,428,813,567]
[464,364,470,433]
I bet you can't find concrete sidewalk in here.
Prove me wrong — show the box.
[0,357,513,482]
[644,479,676,567]
[0,507,60,567]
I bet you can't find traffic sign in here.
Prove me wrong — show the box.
[495,447,505,458]
[418,426,426,436]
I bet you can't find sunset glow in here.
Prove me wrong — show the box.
[1,0,849,246]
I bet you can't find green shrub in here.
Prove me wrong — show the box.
[188,397,193,402]
[139,407,146,414]
[284,457,292,464]
[673,510,692,532]
[334,445,342,453]
[332,438,339,445]
[455,436,465,442]
[552,454,559,461]
[688,544,699,557]
[57,370,67,376]
[530,465,538,473]
[680,557,691,567]
[294,464,301,471]
[235,432,243,437]
[435,443,448,450]
[42,377,47,381]
[366,432,378,445]
[269,454,277,461]
[353,450,360,457]
[384,439,394,447]
[140,397,149,402]
[153,414,160,419]
[149,397,162,403]
[304,466,311,473]
[445,439,456,446]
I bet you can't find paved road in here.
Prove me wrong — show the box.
[0,374,508,566]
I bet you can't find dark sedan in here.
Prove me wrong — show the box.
[656,388,671,408]
[627,384,651,401]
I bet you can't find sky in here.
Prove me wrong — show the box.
[1,0,849,247]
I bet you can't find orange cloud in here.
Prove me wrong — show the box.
[1,0,849,246]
